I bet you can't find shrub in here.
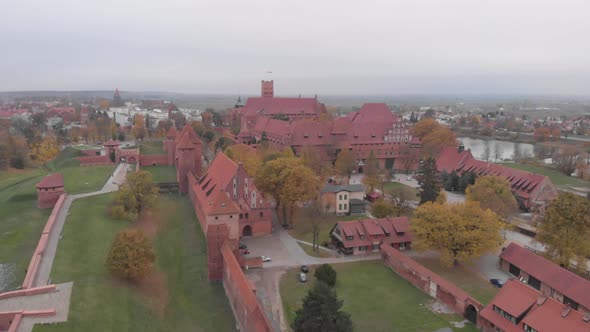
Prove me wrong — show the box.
[314,263,337,287]
[105,229,155,281]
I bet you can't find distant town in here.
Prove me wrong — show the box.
[1,80,590,332]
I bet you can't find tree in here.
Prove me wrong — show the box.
[314,264,337,287]
[537,192,590,271]
[292,282,352,332]
[362,150,380,192]
[389,186,415,216]
[435,190,447,204]
[118,131,126,141]
[168,111,186,129]
[29,135,59,164]
[301,145,332,181]
[480,142,491,162]
[416,157,442,204]
[534,127,551,142]
[224,144,262,176]
[466,176,517,218]
[334,149,356,182]
[552,146,581,176]
[398,144,419,174]
[105,229,155,281]
[112,170,158,221]
[301,200,336,253]
[412,118,457,157]
[255,156,320,228]
[202,111,213,128]
[202,130,215,143]
[132,114,147,141]
[411,201,504,266]
[371,199,395,218]
[493,143,503,162]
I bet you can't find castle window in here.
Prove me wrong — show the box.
[259,212,263,218]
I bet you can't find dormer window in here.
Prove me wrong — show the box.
[346,236,353,241]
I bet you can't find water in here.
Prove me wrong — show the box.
[458,137,535,161]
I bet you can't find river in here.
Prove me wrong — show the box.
[458,137,536,162]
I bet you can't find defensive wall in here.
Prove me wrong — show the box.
[139,154,170,166]
[0,194,68,331]
[75,155,113,167]
[380,245,484,325]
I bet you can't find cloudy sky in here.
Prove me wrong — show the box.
[1,0,589,95]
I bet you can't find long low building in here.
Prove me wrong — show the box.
[479,279,590,332]
[499,242,590,315]
[437,146,558,212]
[330,217,412,255]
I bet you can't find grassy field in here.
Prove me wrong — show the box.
[502,162,590,188]
[413,256,498,304]
[297,242,335,258]
[0,169,51,291]
[289,214,366,246]
[382,181,419,196]
[35,194,235,332]
[140,141,164,155]
[143,166,177,183]
[280,261,477,332]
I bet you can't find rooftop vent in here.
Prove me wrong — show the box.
[536,295,547,305]
[583,313,590,323]
[221,202,226,208]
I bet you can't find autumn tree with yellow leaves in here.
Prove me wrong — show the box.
[29,135,60,164]
[466,175,518,219]
[255,153,320,228]
[225,144,263,176]
[411,200,504,266]
[537,192,590,272]
[112,170,158,222]
[412,117,458,157]
[132,114,147,141]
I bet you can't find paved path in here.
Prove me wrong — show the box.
[35,163,128,287]
[0,163,128,332]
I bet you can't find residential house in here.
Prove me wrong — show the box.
[320,184,366,215]
[330,217,412,255]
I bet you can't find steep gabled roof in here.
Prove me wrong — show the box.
[500,243,590,311]
[166,126,177,139]
[243,97,325,116]
[333,217,412,249]
[176,123,201,149]
[193,152,239,215]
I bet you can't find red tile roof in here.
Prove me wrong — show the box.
[500,243,590,311]
[193,152,240,215]
[36,173,64,189]
[243,97,326,117]
[103,139,120,146]
[480,279,590,332]
[333,217,412,249]
[176,124,201,149]
[166,126,177,139]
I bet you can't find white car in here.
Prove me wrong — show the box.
[261,256,272,262]
[406,176,413,181]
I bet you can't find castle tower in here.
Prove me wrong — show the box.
[261,80,274,98]
[36,173,65,209]
[112,88,123,107]
[175,124,202,193]
[164,126,177,164]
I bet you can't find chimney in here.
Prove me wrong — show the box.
[458,144,465,153]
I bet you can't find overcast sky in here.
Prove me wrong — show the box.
[1,0,589,95]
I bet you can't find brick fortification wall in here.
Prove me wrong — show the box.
[76,155,113,167]
[139,154,171,167]
[221,243,272,332]
[380,245,483,319]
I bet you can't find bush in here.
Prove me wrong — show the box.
[314,263,337,287]
[105,229,155,281]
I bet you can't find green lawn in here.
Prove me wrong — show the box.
[35,194,235,332]
[60,166,114,194]
[280,261,477,332]
[412,256,498,304]
[142,166,177,183]
[0,169,51,291]
[297,242,335,258]
[382,181,419,196]
[140,141,165,155]
[502,162,590,188]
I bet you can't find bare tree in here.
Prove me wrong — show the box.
[390,186,416,216]
[302,200,336,253]
[553,146,581,176]
[480,142,491,162]
[493,143,503,162]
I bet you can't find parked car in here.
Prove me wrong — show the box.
[239,242,247,250]
[241,249,250,255]
[489,278,504,288]
[406,176,412,181]
[300,265,309,273]
[298,272,307,282]
[261,256,271,262]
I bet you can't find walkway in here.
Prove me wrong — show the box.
[0,163,128,332]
